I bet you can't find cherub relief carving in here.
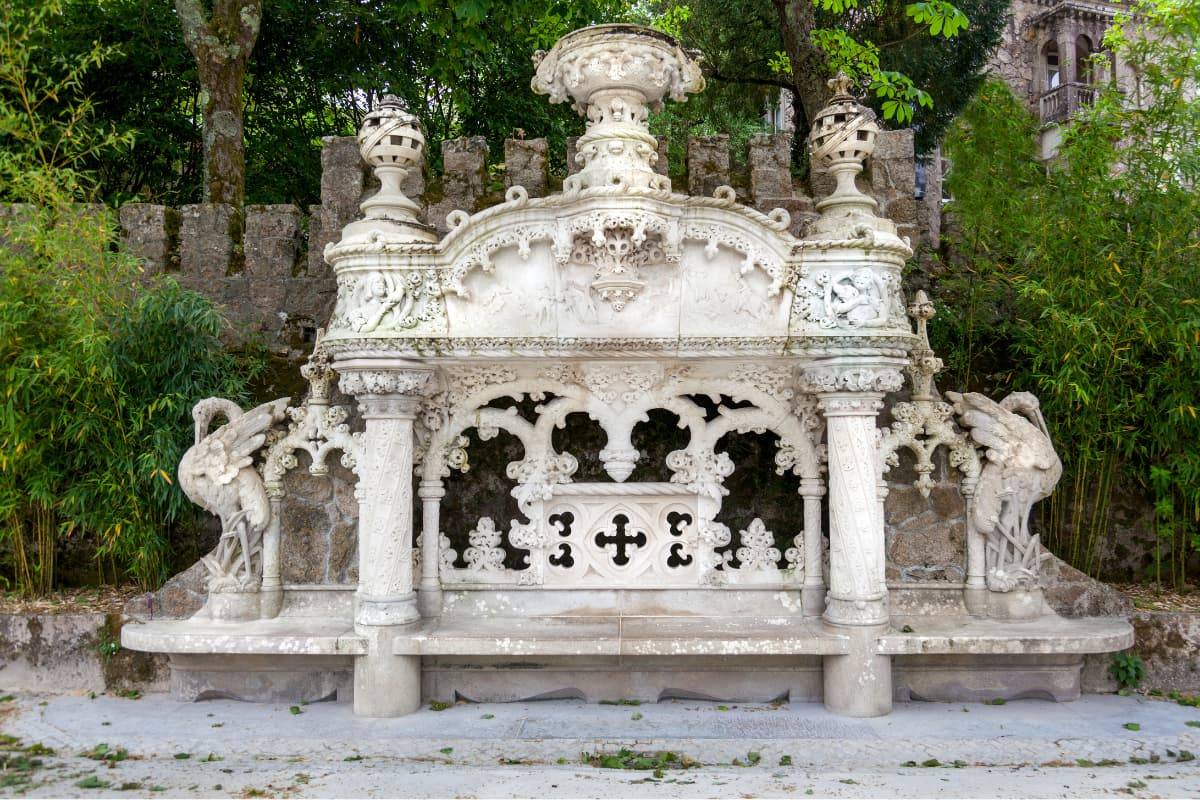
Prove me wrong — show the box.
[347,271,416,333]
[820,267,890,328]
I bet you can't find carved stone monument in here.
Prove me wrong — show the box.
[125,25,1131,718]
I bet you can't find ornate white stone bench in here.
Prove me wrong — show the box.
[123,24,1131,717]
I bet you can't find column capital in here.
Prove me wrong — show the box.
[337,359,435,418]
[797,363,904,397]
[819,394,885,417]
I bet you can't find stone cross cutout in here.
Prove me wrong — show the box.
[595,513,648,566]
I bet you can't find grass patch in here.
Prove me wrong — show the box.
[75,775,111,789]
[428,700,452,711]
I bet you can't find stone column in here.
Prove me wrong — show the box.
[802,365,902,718]
[417,479,445,617]
[962,475,987,616]
[800,477,826,617]
[260,493,284,619]
[337,360,433,717]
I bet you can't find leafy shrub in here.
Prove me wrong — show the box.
[0,0,266,593]
[1109,653,1146,690]
[935,0,1200,585]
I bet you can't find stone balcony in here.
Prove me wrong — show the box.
[1039,81,1097,124]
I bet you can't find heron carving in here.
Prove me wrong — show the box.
[179,397,290,591]
[946,391,1063,591]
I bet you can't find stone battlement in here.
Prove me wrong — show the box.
[73,130,940,357]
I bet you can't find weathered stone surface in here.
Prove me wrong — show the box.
[244,204,303,279]
[654,135,669,176]
[1042,554,1134,617]
[127,559,208,620]
[1127,611,1200,692]
[428,136,489,233]
[753,196,816,237]
[119,203,179,276]
[280,496,334,585]
[687,134,730,197]
[748,132,793,202]
[504,138,549,197]
[885,483,967,582]
[178,203,240,286]
[0,613,168,693]
[872,128,915,162]
[565,136,581,175]
[320,135,367,221]
[883,196,920,226]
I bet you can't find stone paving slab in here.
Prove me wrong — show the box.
[2,693,1199,797]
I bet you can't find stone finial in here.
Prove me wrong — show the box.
[343,95,436,244]
[357,96,425,223]
[809,73,880,216]
[531,25,705,192]
[905,290,944,402]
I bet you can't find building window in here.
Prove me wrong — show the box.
[1076,35,1094,83]
[1044,42,1061,89]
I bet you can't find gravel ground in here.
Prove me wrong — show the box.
[2,692,1199,798]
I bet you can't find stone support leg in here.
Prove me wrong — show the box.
[338,361,434,717]
[418,480,445,618]
[964,509,988,616]
[800,478,826,617]
[818,390,892,717]
[259,494,284,619]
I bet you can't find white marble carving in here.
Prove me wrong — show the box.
[948,391,1063,592]
[137,24,1126,726]
[181,397,290,594]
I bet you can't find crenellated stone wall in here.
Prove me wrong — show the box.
[98,129,935,360]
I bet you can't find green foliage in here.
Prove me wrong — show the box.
[646,0,1006,150]
[26,0,627,206]
[937,0,1200,585]
[1110,653,1146,690]
[0,2,266,593]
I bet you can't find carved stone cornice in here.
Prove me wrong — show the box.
[797,364,904,395]
[337,363,435,398]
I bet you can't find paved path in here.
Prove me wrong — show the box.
[2,693,1199,797]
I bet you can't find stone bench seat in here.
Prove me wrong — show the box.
[879,615,1134,656]
[122,617,366,656]
[123,613,1133,660]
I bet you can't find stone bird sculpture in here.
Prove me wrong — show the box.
[946,391,1063,591]
[179,397,290,591]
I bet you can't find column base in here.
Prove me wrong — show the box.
[964,584,988,617]
[801,584,826,618]
[259,583,283,620]
[823,593,889,627]
[417,585,443,618]
[987,587,1045,621]
[204,590,260,622]
[353,627,422,717]
[357,591,420,627]
[822,623,892,717]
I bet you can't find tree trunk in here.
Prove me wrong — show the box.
[174,0,263,206]
[773,0,834,140]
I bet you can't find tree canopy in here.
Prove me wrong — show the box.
[23,0,1008,206]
